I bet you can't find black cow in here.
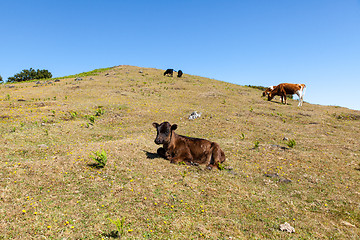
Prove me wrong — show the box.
[163,69,174,77]
[177,70,183,78]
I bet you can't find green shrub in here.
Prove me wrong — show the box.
[108,217,126,238]
[90,150,107,168]
[69,111,77,119]
[287,139,296,148]
[88,115,95,124]
[95,107,104,116]
[8,68,52,83]
[246,85,267,91]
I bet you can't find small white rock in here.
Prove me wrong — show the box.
[280,222,295,233]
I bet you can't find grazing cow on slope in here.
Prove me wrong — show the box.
[268,83,306,106]
[163,69,174,77]
[262,86,275,97]
[152,122,226,169]
[177,70,183,78]
[263,86,282,101]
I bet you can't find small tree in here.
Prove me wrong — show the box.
[0,75,3,83]
[7,68,52,83]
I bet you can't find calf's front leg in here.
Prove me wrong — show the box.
[169,153,193,165]
[157,147,170,159]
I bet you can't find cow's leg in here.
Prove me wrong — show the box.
[170,153,193,165]
[296,92,301,106]
[297,90,303,106]
[207,143,226,170]
[157,147,168,159]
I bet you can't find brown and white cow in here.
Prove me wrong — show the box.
[262,86,282,102]
[267,83,306,106]
[152,122,226,169]
[262,86,275,97]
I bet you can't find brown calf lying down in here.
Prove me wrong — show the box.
[267,83,306,106]
[152,122,226,169]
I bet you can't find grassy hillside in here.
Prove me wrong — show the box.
[1,65,359,239]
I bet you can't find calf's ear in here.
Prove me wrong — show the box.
[152,122,159,128]
[171,124,178,131]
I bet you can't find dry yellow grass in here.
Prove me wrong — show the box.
[0,65,359,239]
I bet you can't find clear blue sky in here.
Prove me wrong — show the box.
[1,0,360,110]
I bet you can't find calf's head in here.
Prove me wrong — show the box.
[263,86,274,97]
[152,122,177,145]
[267,92,275,101]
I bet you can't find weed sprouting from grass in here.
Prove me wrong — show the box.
[90,150,107,168]
[70,111,77,119]
[42,116,48,123]
[6,94,10,100]
[240,133,245,140]
[254,140,260,149]
[108,217,126,238]
[88,115,95,124]
[218,162,225,170]
[95,106,104,116]
[287,139,296,148]
[179,170,187,180]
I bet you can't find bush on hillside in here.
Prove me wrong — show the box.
[7,68,52,83]
[0,75,3,83]
[246,85,267,91]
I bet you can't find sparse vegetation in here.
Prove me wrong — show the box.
[62,67,113,79]
[287,139,296,148]
[88,115,96,124]
[0,65,359,239]
[240,133,245,140]
[90,149,107,168]
[333,112,360,120]
[246,85,267,91]
[108,217,127,238]
[69,111,77,119]
[95,106,105,116]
